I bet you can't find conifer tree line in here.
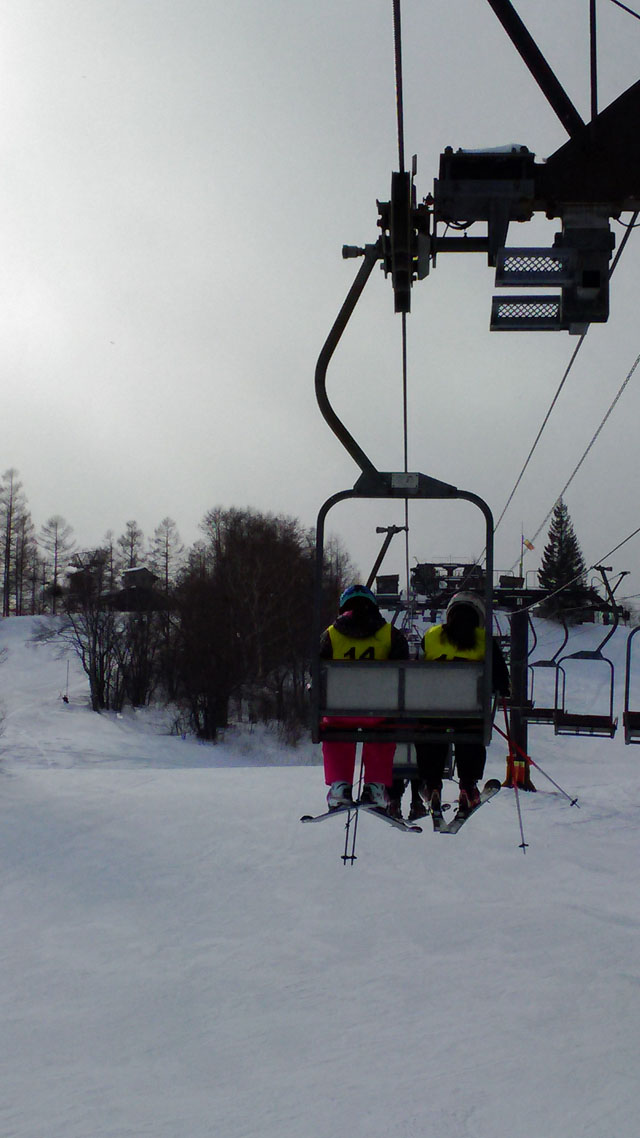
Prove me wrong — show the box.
[537,498,589,617]
[534,498,621,621]
[0,470,355,739]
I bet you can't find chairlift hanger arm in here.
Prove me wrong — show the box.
[315,242,384,484]
[593,565,620,652]
[366,525,407,590]
[529,614,569,666]
[314,238,494,510]
[609,570,630,597]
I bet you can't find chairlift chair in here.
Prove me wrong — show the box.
[554,648,617,737]
[312,480,494,747]
[525,615,569,725]
[311,241,495,751]
[551,566,619,737]
[553,568,619,738]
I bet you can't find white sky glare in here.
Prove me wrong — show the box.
[1,1,640,599]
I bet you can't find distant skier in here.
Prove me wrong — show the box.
[389,592,509,819]
[320,584,409,811]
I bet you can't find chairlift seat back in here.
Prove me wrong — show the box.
[623,710,640,744]
[316,658,490,744]
[554,711,618,738]
[321,659,484,715]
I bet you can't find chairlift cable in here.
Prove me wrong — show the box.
[393,1,412,610]
[516,347,640,562]
[515,522,640,615]
[598,523,640,563]
[590,0,598,120]
[496,212,633,550]
[610,211,639,271]
[392,0,405,173]
[493,334,587,535]
[401,312,412,609]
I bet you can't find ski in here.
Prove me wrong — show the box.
[300,804,355,823]
[424,796,451,832]
[438,779,501,834]
[430,804,447,833]
[358,804,423,833]
[300,804,422,833]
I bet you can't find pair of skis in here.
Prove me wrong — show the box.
[301,801,423,833]
[300,780,501,835]
[431,779,501,834]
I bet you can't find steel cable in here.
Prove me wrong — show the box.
[512,347,640,571]
[392,0,405,173]
[496,214,637,542]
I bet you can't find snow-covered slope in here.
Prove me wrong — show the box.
[1,616,639,1138]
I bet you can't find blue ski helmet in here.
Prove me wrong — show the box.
[338,584,378,612]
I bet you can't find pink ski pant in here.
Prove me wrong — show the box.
[321,717,396,786]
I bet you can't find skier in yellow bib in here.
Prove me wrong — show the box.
[409,592,510,818]
[319,584,409,811]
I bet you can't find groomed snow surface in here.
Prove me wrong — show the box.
[1,615,639,1138]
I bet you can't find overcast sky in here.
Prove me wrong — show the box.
[2,0,640,602]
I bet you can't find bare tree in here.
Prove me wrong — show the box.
[146,518,183,700]
[64,550,126,711]
[102,530,119,592]
[117,520,144,571]
[27,542,46,614]
[0,469,28,616]
[148,517,184,592]
[40,516,76,614]
[13,511,37,615]
[175,507,327,738]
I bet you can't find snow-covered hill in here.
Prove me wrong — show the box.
[1,616,639,1138]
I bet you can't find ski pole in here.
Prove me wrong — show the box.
[502,699,528,853]
[341,807,359,866]
[341,752,365,866]
[493,719,579,807]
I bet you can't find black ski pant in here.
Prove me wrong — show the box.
[388,774,422,807]
[416,741,486,793]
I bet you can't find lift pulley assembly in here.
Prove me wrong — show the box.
[371,0,640,332]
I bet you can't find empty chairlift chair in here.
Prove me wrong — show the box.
[553,567,621,738]
[526,616,569,725]
[553,627,618,738]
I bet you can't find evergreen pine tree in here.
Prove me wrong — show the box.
[538,499,587,614]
